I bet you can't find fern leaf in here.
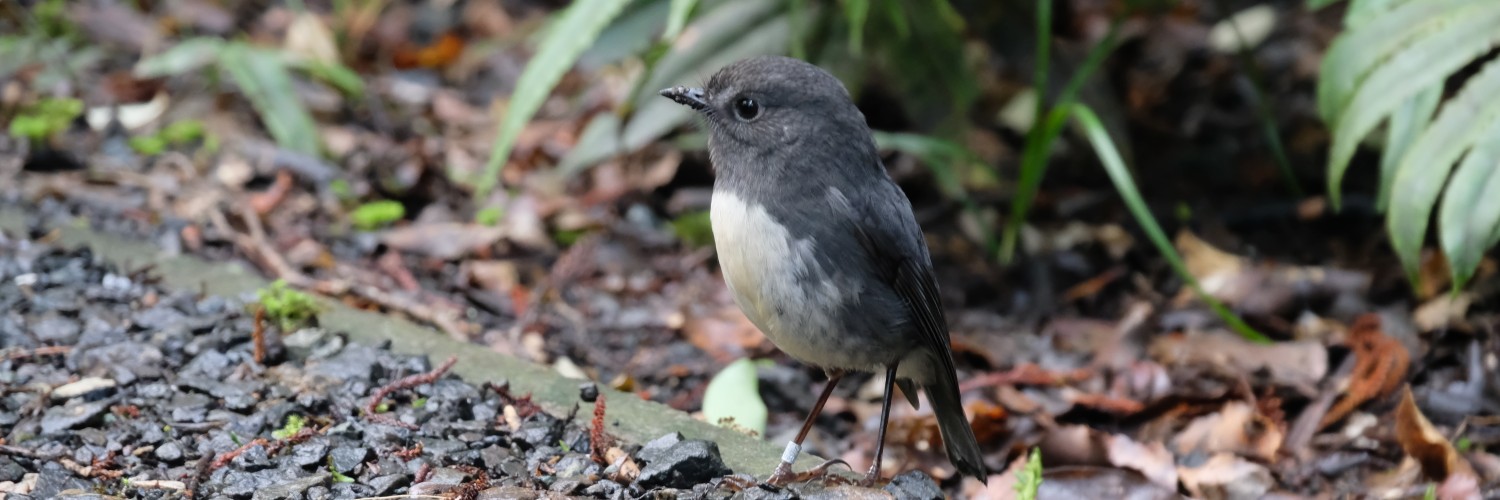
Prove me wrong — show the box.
[1325,2,1500,209]
[1389,56,1500,284]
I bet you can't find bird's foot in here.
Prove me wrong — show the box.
[765,461,798,487]
[765,459,854,487]
[857,464,883,487]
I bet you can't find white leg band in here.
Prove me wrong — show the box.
[780,441,802,465]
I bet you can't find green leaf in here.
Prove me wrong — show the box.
[1324,2,1500,209]
[872,131,975,200]
[1390,56,1500,285]
[1071,104,1269,343]
[475,206,504,226]
[129,135,168,155]
[474,0,633,197]
[350,200,405,230]
[1317,0,1480,123]
[669,210,715,248]
[220,43,323,157]
[1377,84,1441,211]
[1344,0,1424,27]
[701,358,767,435]
[1015,447,1043,500]
[1437,99,1500,290]
[663,0,699,41]
[328,456,355,483]
[295,60,366,97]
[134,37,225,78]
[271,414,306,439]
[556,0,788,176]
[161,120,208,144]
[843,0,869,54]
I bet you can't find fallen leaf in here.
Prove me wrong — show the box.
[1395,385,1476,482]
[680,305,764,364]
[1104,434,1178,490]
[1321,314,1410,430]
[1413,292,1473,333]
[1171,401,1283,461]
[1041,466,1178,500]
[1149,331,1327,391]
[285,12,340,65]
[1177,452,1274,500]
[381,222,506,260]
[1175,230,1370,316]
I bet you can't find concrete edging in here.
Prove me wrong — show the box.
[0,207,790,476]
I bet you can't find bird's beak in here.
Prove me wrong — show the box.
[659,86,709,112]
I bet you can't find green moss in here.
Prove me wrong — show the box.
[256,280,323,331]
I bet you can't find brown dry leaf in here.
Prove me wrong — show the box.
[1177,452,1274,500]
[1417,249,1452,300]
[285,12,339,65]
[604,446,640,483]
[467,260,519,294]
[69,2,161,52]
[680,306,765,364]
[1395,385,1476,482]
[1413,292,1473,333]
[1104,434,1178,490]
[381,222,506,260]
[247,170,295,215]
[1171,401,1283,461]
[968,400,1009,446]
[1149,331,1327,391]
[1321,314,1410,430]
[1174,230,1370,316]
[1437,472,1482,500]
[1042,466,1179,500]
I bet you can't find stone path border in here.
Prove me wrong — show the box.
[0,207,793,477]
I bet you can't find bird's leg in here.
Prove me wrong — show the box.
[861,363,900,486]
[766,369,845,486]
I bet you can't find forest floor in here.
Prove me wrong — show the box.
[2,0,1498,499]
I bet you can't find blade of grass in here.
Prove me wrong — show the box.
[999,22,1121,264]
[1212,0,1301,197]
[1071,104,1269,343]
[220,43,322,157]
[662,0,700,41]
[474,0,632,198]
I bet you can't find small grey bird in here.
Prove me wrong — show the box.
[661,55,986,485]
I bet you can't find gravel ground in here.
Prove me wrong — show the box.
[0,230,943,499]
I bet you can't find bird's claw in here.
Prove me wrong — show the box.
[765,459,854,487]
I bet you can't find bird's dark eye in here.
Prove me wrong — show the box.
[733,97,760,121]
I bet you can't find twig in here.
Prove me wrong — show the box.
[364,356,459,429]
[211,438,270,470]
[4,345,72,361]
[252,305,266,364]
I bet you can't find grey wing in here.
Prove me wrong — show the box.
[831,178,957,398]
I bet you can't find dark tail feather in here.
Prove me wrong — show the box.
[925,374,987,482]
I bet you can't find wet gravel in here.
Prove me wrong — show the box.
[0,231,939,499]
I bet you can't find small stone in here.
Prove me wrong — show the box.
[636,432,684,464]
[40,400,112,434]
[328,446,370,474]
[252,473,329,500]
[883,470,942,500]
[366,474,409,494]
[636,439,732,489]
[290,438,331,468]
[579,382,599,403]
[154,442,184,464]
